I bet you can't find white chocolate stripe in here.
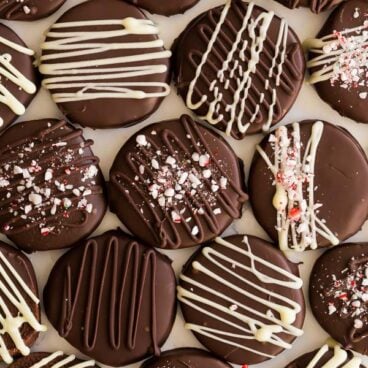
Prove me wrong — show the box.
[30,351,96,368]
[256,121,339,251]
[39,17,171,103]
[306,345,361,368]
[177,236,303,358]
[0,250,46,364]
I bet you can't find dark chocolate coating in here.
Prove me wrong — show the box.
[40,0,171,129]
[9,352,99,368]
[0,119,107,252]
[310,243,368,355]
[43,230,177,367]
[179,235,305,365]
[249,120,368,250]
[173,1,305,139]
[141,348,232,368]
[0,24,38,134]
[308,0,368,123]
[276,0,344,13]
[285,346,364,367]
[0,0,65,20]
[108,115,248,249]
[127,0,200,16]
[0,241,41,361]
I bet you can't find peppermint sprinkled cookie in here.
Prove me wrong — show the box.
[127,0,200,16]
[108,115,247,249]
[44,230,177,367]
[9,352,98,368]
[276,0,344,13]
[173,0,305,139]
[310,243,368,355]
[0,24,37,134]
[305,0,368,123]
[141,348,231,368]
[0,241,46,363]
[0,119,106,252]
[249,120,368,251]
[0,0,66,21]
[178,235,305,365]
[285,344,363,367]
[39,0,171,129]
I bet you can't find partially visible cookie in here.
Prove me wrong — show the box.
[305,1,368,123]
[276,0,344,13]
[0,241,46,363]
[141,348,231,368]
[285,344,363,367]
[0,24,37,134]
[127,0,200,16]
[9,352,98,368]
[0,0,66,20]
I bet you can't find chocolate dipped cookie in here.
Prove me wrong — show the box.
[0,0,66,20]
[173,0,305,139]
[141,348,232,368]
[0,241,46,363]
[249,120,368,251]
[305,0,368,123]
[0,119,106,252]
[126,0,200,16]
[310,243,368,355]
[0,24,37,134]
[9,352,98,368]
[178,235,305,365]
[108,115,248,249]
[44,230,177,367]
[39,0,171,129]
[285,344,363,367]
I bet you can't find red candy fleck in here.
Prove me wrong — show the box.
[288,207,301,221]
[242,365,248,368]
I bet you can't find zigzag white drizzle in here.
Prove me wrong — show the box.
[177,236,303,358]
[186,0,289,135]
[0,250,46,363]
[256,121,339,251]
[39,17,171,103]
[306,344,361,368]
[30,351,95,368]
[0,35,36,127]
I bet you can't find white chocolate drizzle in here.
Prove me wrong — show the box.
[186,0,291,136]
[39,17,171,103]
[0,35,36,126]
[306,344,361,368]
[177,236,303,358]
[256,121,339,251]
[0,249,46,363]
[30,351,96,368]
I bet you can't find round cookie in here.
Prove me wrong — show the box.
[9,352,98,368]
[285,344,363,367]
[0,241,46,364]
[249,120,368,252]
[178,235,305,365]
[127,0,200,16]
[0,24,37,134]
[39,0,171,129]
[276,0,344,13]
[305,1,368,124]
[310,243,368,354]
[141,348,232,368]
[0,0,66,20]
[0,119,106,252]
[44,230,177,367]
[108,115,248,249]
[172,1,305,139]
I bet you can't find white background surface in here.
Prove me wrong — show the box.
[1,0,368,367]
